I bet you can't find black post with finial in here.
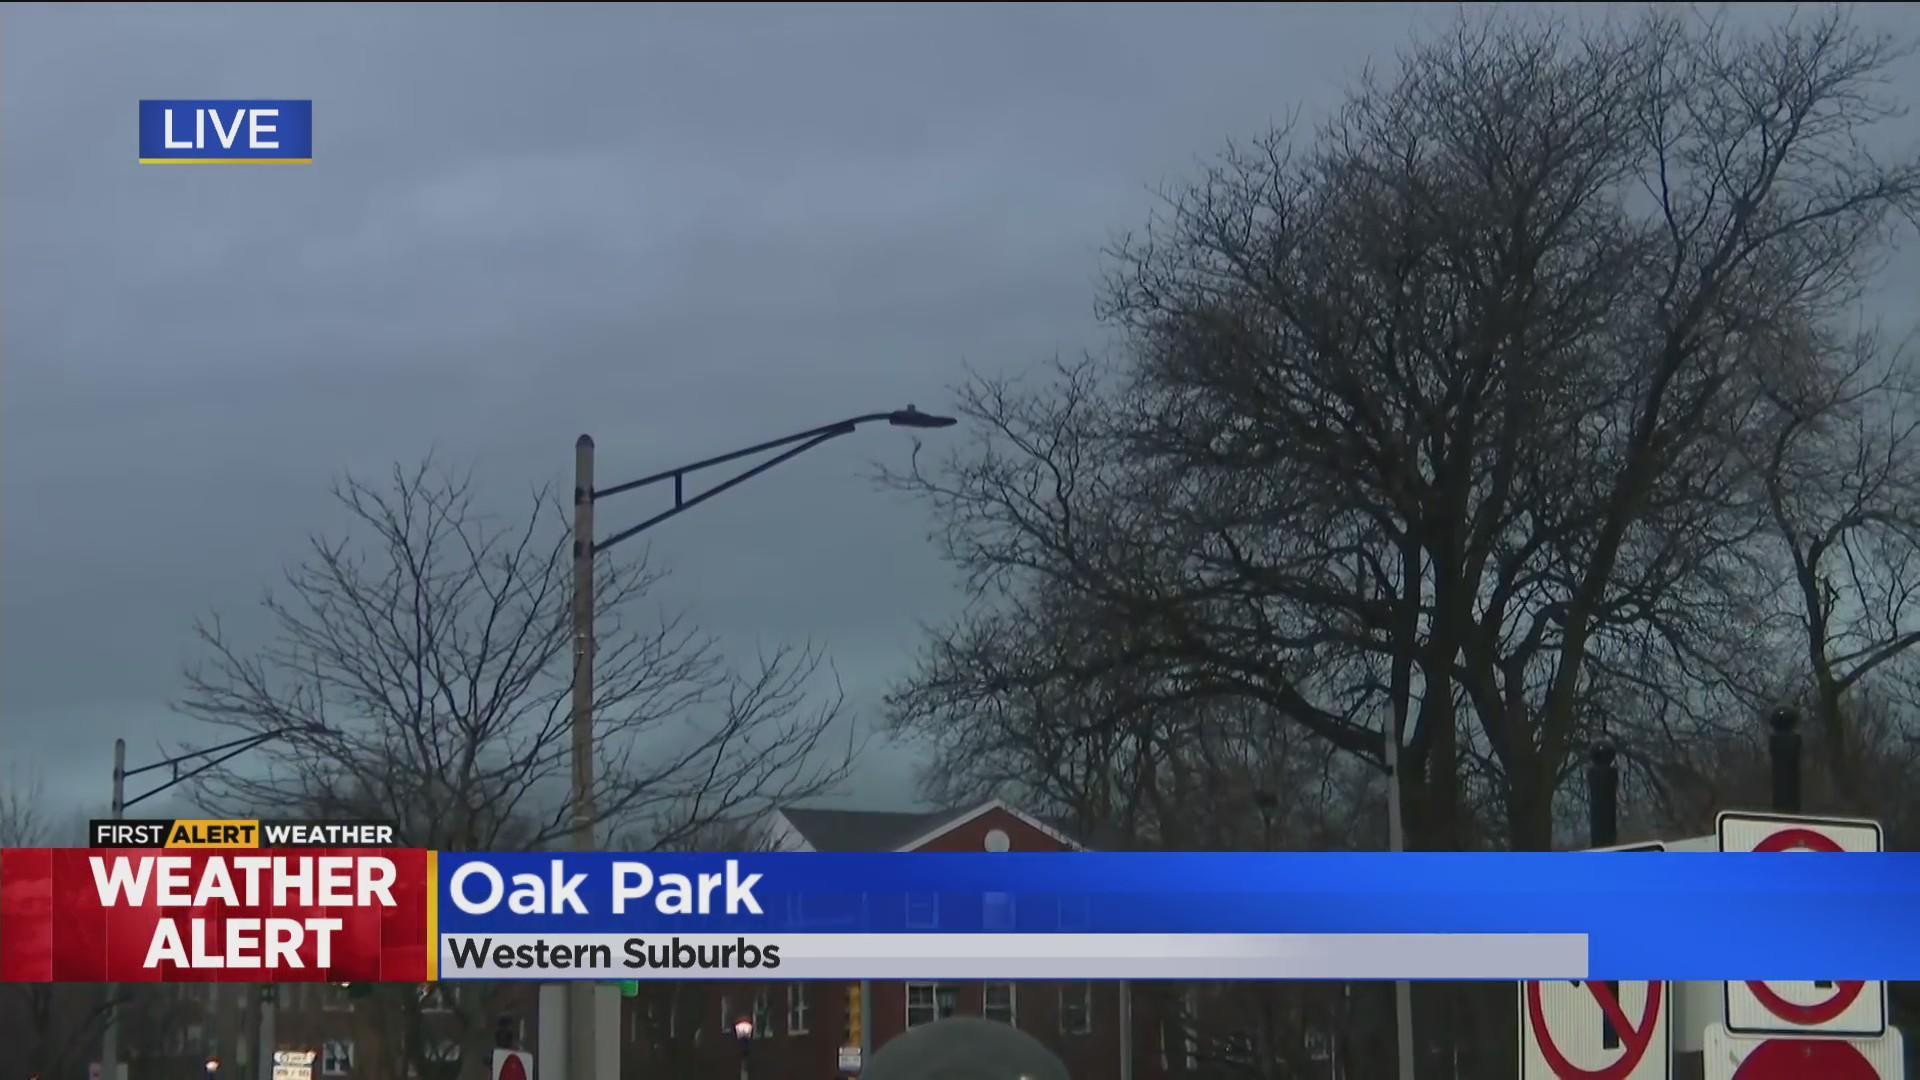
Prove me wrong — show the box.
[1769,707,1803,814]
[1588,744,1619,849]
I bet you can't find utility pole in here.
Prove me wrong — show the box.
[566,433,600,1080]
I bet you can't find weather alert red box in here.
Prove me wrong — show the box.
[0,848,431,983]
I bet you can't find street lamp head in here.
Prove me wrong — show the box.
[204,1059,220,1075]
[734,1016,756,1042]
[887,406,957,429]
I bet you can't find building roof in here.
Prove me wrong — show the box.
[774,806,976,852]
[771,798,1086,852]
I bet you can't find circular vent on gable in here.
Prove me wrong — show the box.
[984,828,1011,852]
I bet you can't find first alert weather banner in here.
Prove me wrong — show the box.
[3,838,1920,983]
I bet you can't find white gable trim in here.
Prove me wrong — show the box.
[892,798,1086,852]
[762,810,816,852]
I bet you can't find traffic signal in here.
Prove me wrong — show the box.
[494,1014,516,1051]
[843,984,862,1048]
[619,981,640,998]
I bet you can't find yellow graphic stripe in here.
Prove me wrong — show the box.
[137,158,313,165]
[425,850,439,981]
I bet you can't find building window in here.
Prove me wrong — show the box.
[905,892,940,929]
[753,988,773,1037]
[787,984,810,1035]
[719,995,733,1031]
[984,983,1016,1025]
[906,983,957,1028]
[408,1041,461,1077]
[1060,983,1092,1035]
[321,1041,353,1077]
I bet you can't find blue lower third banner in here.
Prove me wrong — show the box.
[431,852,1920,982]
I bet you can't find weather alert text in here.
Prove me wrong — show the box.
[0,846,431,983]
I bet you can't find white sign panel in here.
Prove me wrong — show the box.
[1520,979,1671,1079]
[1716,812,1887,1039]
[1702,1022,1903,1080]
[838,1046,863,1073]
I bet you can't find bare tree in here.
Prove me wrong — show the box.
[893,6,1920,851]
[0,768,44,849]
[1745,330,1920,793]
[174,459,859,1079]
[889,7,1919,1072]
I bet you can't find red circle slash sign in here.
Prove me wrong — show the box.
[1734,1039,1879,1079]
[1527,980,1662,1080]
[1746,828,1865,1025]
[497,1056,528,1080]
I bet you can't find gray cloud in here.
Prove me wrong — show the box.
[4,3,1915,819]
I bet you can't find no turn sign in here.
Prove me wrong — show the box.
[1716,812,1887,1039]
[1520,979,1671,1080]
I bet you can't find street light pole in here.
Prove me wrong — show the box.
[553,407,954,1080]
[101,739,126,1080]
[100,727,314,1080]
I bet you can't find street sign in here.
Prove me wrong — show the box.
[1521,979,1670,1079]
[1520,841,1669,1079]
[839,1046,863,1073]
[491,1049,533,1080]
[1716,812,1887,1038]
[271,1051,314,1080]
[1703,1022,1903,1079]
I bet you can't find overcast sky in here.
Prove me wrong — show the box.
[4,3,1916,828]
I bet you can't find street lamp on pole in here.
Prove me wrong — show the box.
[101,726,323,1080]
[558,405,956,1080]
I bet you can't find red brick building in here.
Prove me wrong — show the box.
[624,798,1150,1080]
